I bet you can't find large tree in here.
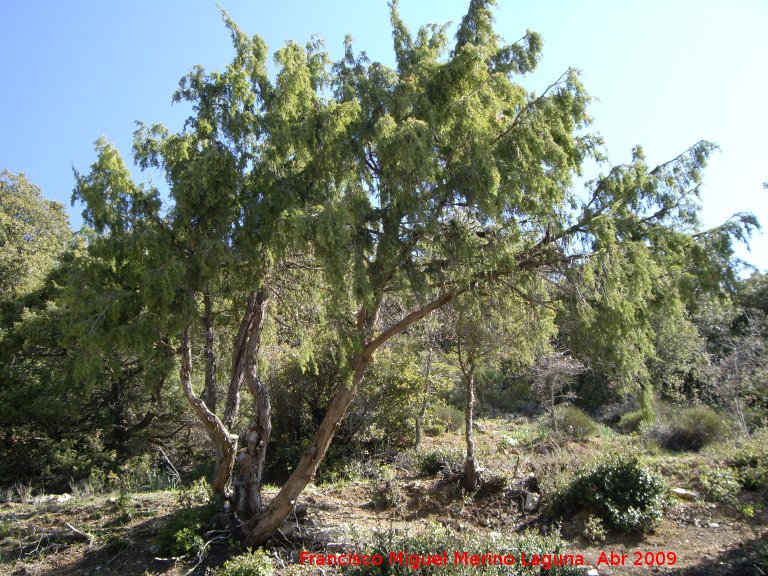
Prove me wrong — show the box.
[0,170,72,302]
[70,0,756,546]
[244,0,755,545]
[72,11,341,516]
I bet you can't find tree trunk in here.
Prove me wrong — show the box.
[242,291,450,545]
[549,378,558,435]
[234,290,270,520]
[202,288,217,415]
[244,353,368,546]
[180,327,238,498]
[414,346,433,452]
[224,290,261,430]
[463,364,479,491]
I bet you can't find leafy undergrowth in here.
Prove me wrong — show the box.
[1,416,766,575]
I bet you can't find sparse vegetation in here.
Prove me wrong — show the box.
[729,430,768,491]
[154,479,215,558]
[216,548,275,576]
[344,525,582,576]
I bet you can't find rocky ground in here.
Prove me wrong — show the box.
[1,416,766,575]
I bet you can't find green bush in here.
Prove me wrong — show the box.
[551,455,669,533]
[343,524,582,575]
[418,449,463,476]
[664,406,727,451]
[729,430,768,491]
[617,409,651,433]
[370,481,405,511]
[555,406,597,440]
[217,549,274,576]
[432,404,464,432]
[699,467,740,503]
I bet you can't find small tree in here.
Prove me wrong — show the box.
[716,312,766,434]
[451,288,552,490]
[531,351,585,434]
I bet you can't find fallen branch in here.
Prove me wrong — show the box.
[65,522,93,543]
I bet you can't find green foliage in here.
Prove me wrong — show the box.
[418,449,463,476]
[582,515,607,543]
[177,478,213,509]
[432,404,464,433]
[618,409,652,433]
[216,549,275,576]
[0,170,72,301]
[155,479,214,558]
[553,406,597,441]
[662,406,727,451]
[551,455,669,533]
[729,429,768,491]
[343,524,581,575]
[699,467,740,503]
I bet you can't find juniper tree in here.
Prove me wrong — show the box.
[72,12,339,515]
[244,0,756,545]
[450,288,552,490]
[70,0,757,546]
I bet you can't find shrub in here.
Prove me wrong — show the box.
[343,524,582,575]
[154,479,215,557]
[699,467,740,503]
[583,515,607,543]
[432,404,464,432]
[217,549,274,576]
[729,430,768,491]
[478,472,511,495]
[617,409,650,433]
[663,406,727,451]
[370,481,405,511]
[551,455,669,533]
[418,449,463,476]
[554,407,597,440]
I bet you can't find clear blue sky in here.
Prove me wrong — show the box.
[2,1,767,270]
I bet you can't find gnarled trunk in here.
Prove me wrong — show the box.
[180,327,238,497]
[244,353,368,546]
[202,288,217,414]
[233,290,270,520]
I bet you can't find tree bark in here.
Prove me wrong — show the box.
[244,353,368,546]
[202,288,217,415]
[414,345,433,452]
[234,289,270,520]
[224,289,260,430]
[463,364,479,491]
[180,327,238,497]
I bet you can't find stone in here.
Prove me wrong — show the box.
[671,488,701,500]
[523,491,541,512]
[473,421,486,433]
[587,570,600,576]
